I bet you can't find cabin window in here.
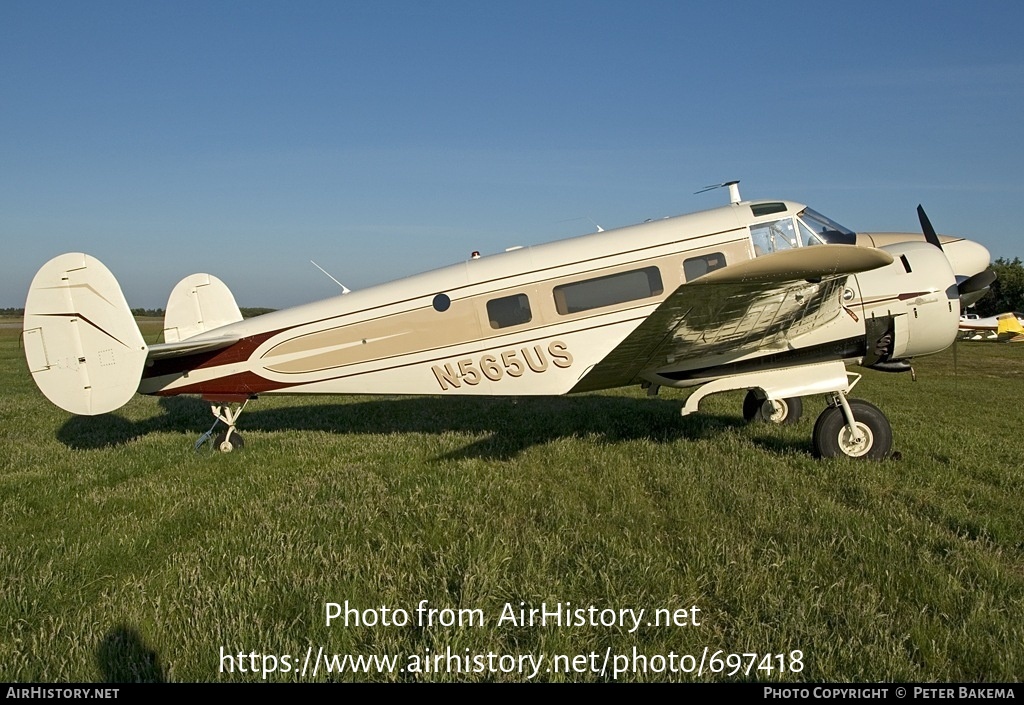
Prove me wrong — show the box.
[432,293,451,312]
[553,266,663,315]
[683,252,727,281]
[487,293,532,329]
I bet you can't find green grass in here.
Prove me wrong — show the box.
[1,320,1022,682]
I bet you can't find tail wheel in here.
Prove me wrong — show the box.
[214,430,244,453]
[742,391,803,425]
[812,399,892,460]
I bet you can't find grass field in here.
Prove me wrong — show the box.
[1,319,1022,682]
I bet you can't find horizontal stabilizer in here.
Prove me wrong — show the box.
[163,273,242,343]
[23,253,148,415]
[148,335,242,359]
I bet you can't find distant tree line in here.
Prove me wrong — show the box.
[971,257,1024,316]
[239,307,276,318]
[130,307,278,319]
[130,308,166,317]
[0,307,276,318]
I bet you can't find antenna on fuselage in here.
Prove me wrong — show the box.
[695,180,742,205]
[310,260,351,294]
[556,215,605,232]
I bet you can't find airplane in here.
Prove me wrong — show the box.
[21,182,995,460]
[958,311,1024,342]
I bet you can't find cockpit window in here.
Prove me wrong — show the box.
[798,208,857,245]
[751,202,788,217]
[797,220,823,246]
[751,218,798,256]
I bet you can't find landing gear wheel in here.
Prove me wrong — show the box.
[214,430,244,453]
[742,391,803,425]
[812,399,892,460]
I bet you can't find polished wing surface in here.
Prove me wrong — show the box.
[572,245,894,393]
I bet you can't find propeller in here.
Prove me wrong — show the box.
[958,269,997,293]
[917,204,944,250]
[917,203,1001,387]
[918,204,997,306]
[918,205,962,385]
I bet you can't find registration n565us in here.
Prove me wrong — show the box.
[431,341,573,390]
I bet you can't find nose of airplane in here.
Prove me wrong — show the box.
[855,226,995,308]
[941,238,991,279]
[855,233,991,279]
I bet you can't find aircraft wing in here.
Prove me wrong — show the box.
[572,245,894,392]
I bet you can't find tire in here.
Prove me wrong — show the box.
[812,400,892,460]
[743,390,803,425]
[214,430,244,453]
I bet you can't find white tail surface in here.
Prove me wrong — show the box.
[162,273,242,342]
[23,253,148,415]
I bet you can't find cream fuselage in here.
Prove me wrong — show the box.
[137,200,980,402]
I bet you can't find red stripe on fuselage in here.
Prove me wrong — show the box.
[152,370,295,397]
[142,329,284,379]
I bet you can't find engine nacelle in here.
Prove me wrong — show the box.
[855,241,960,368]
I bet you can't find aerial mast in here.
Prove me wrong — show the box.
[695,180,742,204]
[725,180,741,204]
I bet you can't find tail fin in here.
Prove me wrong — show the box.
[162,273,242,343]
[23,253,148,415]
[997,313,1024,339]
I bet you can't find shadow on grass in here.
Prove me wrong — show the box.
[57,394,813,459]
[97,625,165,683]
[57,396,212,450]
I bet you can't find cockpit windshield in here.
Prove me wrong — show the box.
[797,208,857,245]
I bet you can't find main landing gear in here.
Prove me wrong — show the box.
[811,395,892,460]
[678,361,895,460]
[195,399,250,453]
[744,390,893,460]
[741,388,891,458]
[741,388,892,458]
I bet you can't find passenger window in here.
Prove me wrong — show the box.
[553,267,663,315]
[683,252,727,281]
[487,294,532,329]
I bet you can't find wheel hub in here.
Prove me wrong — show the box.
[765,399,788,423]
[838,422,873,457]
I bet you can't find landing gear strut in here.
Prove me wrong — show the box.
[195,399,250,452]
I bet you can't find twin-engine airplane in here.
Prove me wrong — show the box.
[23,183,994,459]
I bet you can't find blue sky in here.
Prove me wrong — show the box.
[3,1,1023,308]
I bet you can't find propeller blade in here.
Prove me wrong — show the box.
[958,268,997,296]
[917,204,943,250]
[958,269,997,308]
